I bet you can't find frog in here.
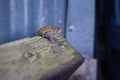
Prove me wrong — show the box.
[37,26,62,43]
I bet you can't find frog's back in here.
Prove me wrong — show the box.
[37,26,55,36]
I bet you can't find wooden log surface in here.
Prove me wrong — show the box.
[0,34,84,80]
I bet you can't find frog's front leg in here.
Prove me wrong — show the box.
[48,35,55,43]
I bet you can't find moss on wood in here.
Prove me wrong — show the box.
[0,34,84,80]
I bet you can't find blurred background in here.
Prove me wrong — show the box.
[0,0,120,80]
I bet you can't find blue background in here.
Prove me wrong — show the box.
[0,0,95,58]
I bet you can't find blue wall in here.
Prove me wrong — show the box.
[0,0,95,58]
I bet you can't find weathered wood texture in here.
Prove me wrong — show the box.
[0,34,84,80]
[69,58,97,80]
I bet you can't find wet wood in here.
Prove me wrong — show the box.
[0,34,84,80]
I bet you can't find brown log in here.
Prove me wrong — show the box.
[0,34,84,80]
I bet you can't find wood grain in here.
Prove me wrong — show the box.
[0,34,84,80]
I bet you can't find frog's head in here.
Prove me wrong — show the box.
[54,26,62,33]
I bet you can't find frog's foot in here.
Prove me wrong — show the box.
[53,38,58,41]
[48,36,56,43]
[49,37,57,43]
[51,39,62,46]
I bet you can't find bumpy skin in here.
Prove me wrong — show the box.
[37,26,62,43]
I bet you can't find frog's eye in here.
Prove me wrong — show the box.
[57,27,60,30]
[56,27,62,33]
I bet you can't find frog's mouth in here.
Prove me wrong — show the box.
[56,27,62,33]
[57,29,62,33]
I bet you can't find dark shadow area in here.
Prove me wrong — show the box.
[94,0,120,80]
